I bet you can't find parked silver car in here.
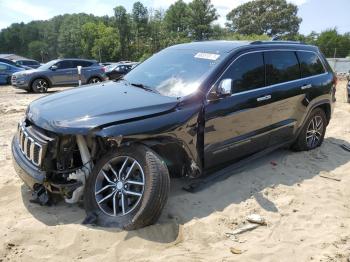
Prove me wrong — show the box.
[11,59,107,93]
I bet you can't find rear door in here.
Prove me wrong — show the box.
[263,50,302,146]
[204,51,273,168]
[51,60,74,85]
[71,60,93,84]
[0,64,9,84]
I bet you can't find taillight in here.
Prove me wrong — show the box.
[333,74,338,87]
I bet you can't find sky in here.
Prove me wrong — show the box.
[0,0,349,35]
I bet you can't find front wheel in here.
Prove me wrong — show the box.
[31,78,48,93]
[84,144,170,230]
[292,108,327,151]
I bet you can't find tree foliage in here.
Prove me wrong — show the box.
[226,0,302,37]
[188,0,218,40]
[0,0,349,62]
[293,29,350,58]
[164,0,190,35]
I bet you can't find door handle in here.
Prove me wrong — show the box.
[257,95,271,102]
[301,84,312,90]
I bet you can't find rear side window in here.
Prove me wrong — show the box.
[265,51,300,86]
[72,60,93,68]
[224,52,265,93]
[0,64,8,71]
[23,60,38,66]
[297,51,325,77]
[56,60,73,69]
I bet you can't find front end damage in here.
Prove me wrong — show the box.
[12,119,99,205]
[12,112,202,206]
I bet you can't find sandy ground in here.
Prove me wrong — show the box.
[0,82,350,262]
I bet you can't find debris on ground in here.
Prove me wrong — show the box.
[230,247,243,254]
[246,214,267,225]
[225,223,260,237]
[340,144,350,152]
[320,174,341,182]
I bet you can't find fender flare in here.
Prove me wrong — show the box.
[29,76,52,89]
[295,99,332,139]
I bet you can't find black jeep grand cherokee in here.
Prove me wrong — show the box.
[12,41,336,229]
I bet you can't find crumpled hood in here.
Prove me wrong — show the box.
[26,81,179,134]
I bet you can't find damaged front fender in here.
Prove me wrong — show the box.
[92,102,204,177]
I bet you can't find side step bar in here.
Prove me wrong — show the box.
[183,142,291,193]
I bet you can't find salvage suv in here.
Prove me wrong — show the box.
[11,58,107,93]
[12,41,336,230]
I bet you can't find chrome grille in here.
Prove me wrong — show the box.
[17,124,44,166]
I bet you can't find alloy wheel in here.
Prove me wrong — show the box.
[94,156,145,217]
[36,80,48,92]
[90,78,101,84]
[306,115,324,148]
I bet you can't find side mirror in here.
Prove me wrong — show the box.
[50,65,58,71]
[216,78,232,96]
[207,78,233,101]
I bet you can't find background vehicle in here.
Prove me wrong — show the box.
[12,41,336,230]
[11,58,107,93]
[105,62,139,80]
[347,73,350,103]
[0,62,24,85]
[13,59,41,69]
[0,58,31,70]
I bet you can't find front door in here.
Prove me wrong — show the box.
[204,51,273,169]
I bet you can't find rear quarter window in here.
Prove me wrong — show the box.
[265,51,300,86]
[297,51,325,77]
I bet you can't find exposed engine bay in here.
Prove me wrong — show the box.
[18,121,104,205]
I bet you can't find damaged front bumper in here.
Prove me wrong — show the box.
[11,136,46,189]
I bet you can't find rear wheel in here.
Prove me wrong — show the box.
[292,108,327,151]
[31,78,48,93]
[84,144,170,230]
[88,77,101,84]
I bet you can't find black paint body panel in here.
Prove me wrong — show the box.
[21,41,336,176]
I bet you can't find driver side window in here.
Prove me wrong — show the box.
[55,60,73,70]
[222,52,265,93]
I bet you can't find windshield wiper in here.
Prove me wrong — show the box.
[130,82,160,94]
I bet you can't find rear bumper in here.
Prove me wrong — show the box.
[11,136,45,189]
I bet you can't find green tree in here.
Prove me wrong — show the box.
[114,6,133,59]
[226,0,302,37]
[132,2,149,59]
[28,40,48,62]
[81,22,120,61]
[188,0,218,40]
[314,29,350,58]
[164,0,190,35]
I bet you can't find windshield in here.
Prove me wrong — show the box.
[38,60,59,70]
[124,48,226,97]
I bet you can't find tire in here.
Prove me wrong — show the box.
[6,76,11,85]
[31,78,49,93]
[84,144,170,230]
[292,108,327,151]
[88,77,102,84]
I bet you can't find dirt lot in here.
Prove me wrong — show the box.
[0,82,350,262]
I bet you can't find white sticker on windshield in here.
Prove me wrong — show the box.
[194,52,220,61]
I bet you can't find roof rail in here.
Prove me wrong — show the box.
[250,40,306,45]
